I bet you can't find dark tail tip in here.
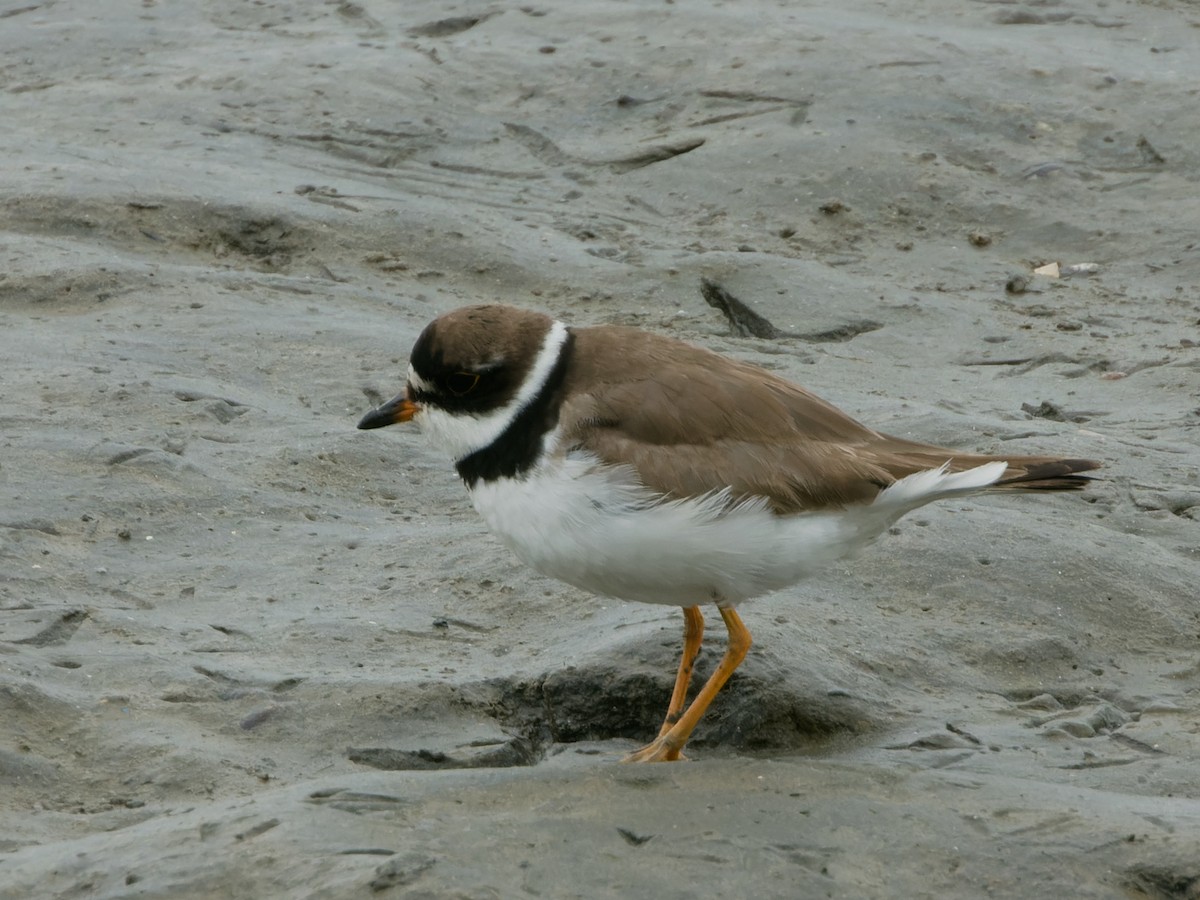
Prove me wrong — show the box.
[996,458,1102,491]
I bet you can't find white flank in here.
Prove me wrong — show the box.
[415,319,570,461]
[470,457,1010,607]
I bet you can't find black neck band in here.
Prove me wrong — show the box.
[455,331,575,487]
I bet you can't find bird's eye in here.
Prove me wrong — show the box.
[446,371,480,396]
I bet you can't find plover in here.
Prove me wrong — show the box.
[358,304,1099,762]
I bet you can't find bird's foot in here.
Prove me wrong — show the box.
[622,737,687,763]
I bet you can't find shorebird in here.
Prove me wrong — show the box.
[359,304,1099,761]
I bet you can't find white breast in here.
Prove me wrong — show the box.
[470,454,853,606]
[468,453,1008,608]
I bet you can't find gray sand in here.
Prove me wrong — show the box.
[2,2,1199,897]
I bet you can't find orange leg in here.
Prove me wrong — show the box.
[624,606,752,763]
[656,606,705,737]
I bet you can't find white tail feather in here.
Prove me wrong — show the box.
[875,461,1008,511]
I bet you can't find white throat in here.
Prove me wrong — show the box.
[415,319,570,462]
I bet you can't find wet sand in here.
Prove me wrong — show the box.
[2,2,1199,897]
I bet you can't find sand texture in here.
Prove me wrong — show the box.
[2,1,1199,897]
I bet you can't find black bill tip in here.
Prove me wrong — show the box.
[357,393,418,429]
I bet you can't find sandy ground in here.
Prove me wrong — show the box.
[2,1,1199,897]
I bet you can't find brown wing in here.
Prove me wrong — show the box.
[557,327,899,511]
[557,325,1099,513]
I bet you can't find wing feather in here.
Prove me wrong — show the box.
[555,326,1099,514]
[557,328,897,512]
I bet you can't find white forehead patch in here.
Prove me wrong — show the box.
[406,364,434,395]
[415,319,570,462]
